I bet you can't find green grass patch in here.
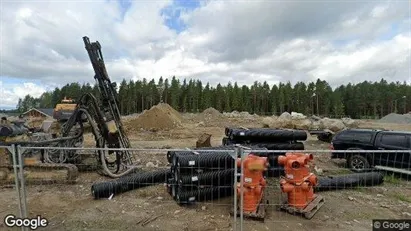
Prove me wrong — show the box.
[384,174,402,185]
[393,193,411,203]
[329,168,352,175]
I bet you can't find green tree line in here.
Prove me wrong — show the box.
[15,77,411,119]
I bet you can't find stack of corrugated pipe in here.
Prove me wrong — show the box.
[166,146,238,205]
[166,145,283,205]
[222,127,307,176]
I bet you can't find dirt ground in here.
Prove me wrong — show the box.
[1,114,411,231]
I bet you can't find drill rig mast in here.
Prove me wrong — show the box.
[58,36,135,177]
[1,36,136,179]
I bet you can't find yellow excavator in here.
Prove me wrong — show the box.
[53,97,76,122]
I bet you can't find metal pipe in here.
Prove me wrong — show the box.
[233,147,238,231]
[239,147,244,231]
[17,146,28,220]
[11,145,23,219]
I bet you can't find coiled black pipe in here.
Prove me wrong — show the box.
[167,151,194,164]
[91,169,170,199]
[227,128,307,142]
[178,169,235,187]
[0,124,28,137]
[314,172,384,192]
[195,145,237,150]
[175,186,234,205]
[248,142,304,150]
[176,152,235,173]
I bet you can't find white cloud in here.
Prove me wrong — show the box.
[0,0,410,108]
[0,81,48,108]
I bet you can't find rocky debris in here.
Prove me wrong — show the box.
[311,115,321,121]
[319,117,346,132]
[124,103,182,131]
[379,113,411,124]
[291,112,306,119]
[223,111,258,119]
[196,122,205,127]
[261,117,276,127]
[279,112,292,120]
[293,119,312,130]
[341,117,359,128]
[260,112,358,132]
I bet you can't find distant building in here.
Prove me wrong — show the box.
[21,108,54,119]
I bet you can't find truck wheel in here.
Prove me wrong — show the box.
[348,154,370,172]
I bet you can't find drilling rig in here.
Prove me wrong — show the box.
[0,36,136,183]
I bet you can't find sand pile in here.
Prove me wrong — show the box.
[378,113,411,124]
[125,103,182,131]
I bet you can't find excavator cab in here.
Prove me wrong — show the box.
[53,97,76,122]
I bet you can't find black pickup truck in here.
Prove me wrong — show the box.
[330,129,411,172]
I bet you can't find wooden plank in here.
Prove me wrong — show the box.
[374,166,411,175]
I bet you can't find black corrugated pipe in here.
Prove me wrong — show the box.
[91,169,171,199]
[175,186,234,205]
[195,145,237,150]
[314,172,385,192]
[178,169,235,187]
[167,151,194,164]
[176,152,235,173]
[227,128,307,142]
[248,142,305,150]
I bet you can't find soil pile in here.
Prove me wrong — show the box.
[379,113,411,124]
[125,103,182,131]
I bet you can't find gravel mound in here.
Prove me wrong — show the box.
[378,113,411,124]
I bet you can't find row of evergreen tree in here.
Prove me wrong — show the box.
[16,77,411,119]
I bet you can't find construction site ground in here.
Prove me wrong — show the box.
[1,112,411,231]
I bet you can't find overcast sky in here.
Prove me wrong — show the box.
[0,0,410,109]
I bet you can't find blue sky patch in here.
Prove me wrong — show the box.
[161,0,201,33]
[378,22,400,41]
[118,0,132,21]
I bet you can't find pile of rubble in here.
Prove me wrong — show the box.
[262,112,359,132]
[223,111,259,119]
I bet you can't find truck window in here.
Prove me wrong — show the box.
[380,134,407,148]
[338,131,373,142]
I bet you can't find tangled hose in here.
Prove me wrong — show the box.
[315,172,384,192]
[91,168,170,199]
